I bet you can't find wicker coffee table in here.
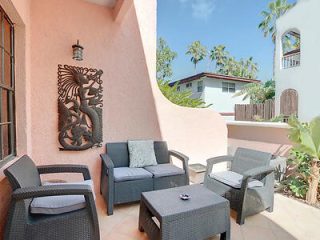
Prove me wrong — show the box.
[138,184,230,240]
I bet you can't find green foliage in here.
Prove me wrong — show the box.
[283,149,311,199]
[288,178,308,198]
[157,80,208,108]
[254,114,284,122]
[288,116,320,160]
[258,0,294,42]
[210,45,228,73]
[287,116,320,203]
[157,38,207,108]
[282,33,300,54]
[186,41,207,71]
[269,115,285,122]
[156,38,177,81]
[263,79,276,100]
[233,80,275,104]
[210,45,259,79]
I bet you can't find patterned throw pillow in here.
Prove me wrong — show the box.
[128,140,158,168]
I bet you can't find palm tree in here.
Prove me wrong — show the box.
[157,79,208,108]
[156,38,177,81]
[234,82,265,103]
[186,41,207,72]
[224,57,237,76]
[258,0,293,75]
[245,57,258,79]
[210,45,228,74]
[234,80,275,104]
[238,58,246,77]
[258,0,293,42]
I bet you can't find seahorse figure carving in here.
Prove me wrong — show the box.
[58,64,103,151]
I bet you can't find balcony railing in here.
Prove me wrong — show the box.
[282,51,300,69]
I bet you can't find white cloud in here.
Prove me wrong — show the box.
[191,0,215,20]
[179,0,216,20]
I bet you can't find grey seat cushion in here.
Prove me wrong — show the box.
[114,167,153,182]
[210,171,263,189]
[144,164,185,178]
[30,180,93,215]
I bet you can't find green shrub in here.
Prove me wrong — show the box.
[283,149,311,199]
[253,114,284,122]
[157,80,209,108]
[287,178,308,198]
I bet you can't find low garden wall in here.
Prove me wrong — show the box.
[227,121,292,157]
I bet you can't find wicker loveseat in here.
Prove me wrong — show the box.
[100,141,189,215]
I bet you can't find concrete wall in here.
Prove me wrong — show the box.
[204,77,250,113]
[177,78,205,99]
[275,0,320,122]
[0,0,228,237]
[228,122,292,157]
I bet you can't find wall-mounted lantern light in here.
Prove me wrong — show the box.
[72,40,84,61]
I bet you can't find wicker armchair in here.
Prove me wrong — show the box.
[4,155,100,240]
[203,148,274,225]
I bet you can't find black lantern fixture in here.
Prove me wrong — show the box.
[72,40,84,61]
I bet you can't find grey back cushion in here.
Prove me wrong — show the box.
[106,141,169,167]
[106,142,130,168]
[154,141,170,164]
[128,140,158,168]
[4,155,41,190]
[231,148,272,174]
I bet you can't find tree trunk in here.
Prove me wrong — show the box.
[306,159,319,204]
[272,35,276,79]
[273,45,276,79]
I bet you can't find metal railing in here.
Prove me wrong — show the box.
[282,52,300,69]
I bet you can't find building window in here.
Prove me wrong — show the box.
[282,30,300,69]
[0,8,15,163]
[177,86,180,92]
[222,82,235,93]
[197,81,203,92]
[186,82,192,88]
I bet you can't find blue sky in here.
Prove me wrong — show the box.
[157,0,296,82]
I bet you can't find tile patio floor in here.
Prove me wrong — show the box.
[97,193,320,240]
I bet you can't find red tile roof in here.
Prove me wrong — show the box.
[170,72,261,86]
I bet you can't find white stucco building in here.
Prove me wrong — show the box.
[275,0,320,121]
[172,72,260,117]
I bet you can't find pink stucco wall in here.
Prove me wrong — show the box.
[228,123,292,156]
[0,0,227,237]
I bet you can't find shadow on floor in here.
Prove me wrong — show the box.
[97,196,302,240]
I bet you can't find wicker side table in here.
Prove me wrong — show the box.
[189,163,206,183]
[139,184,230,240]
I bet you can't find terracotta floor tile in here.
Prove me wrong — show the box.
[241,226,277,240]
[97,193,320,240]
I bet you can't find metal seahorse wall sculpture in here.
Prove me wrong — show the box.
[58,64,103,151]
